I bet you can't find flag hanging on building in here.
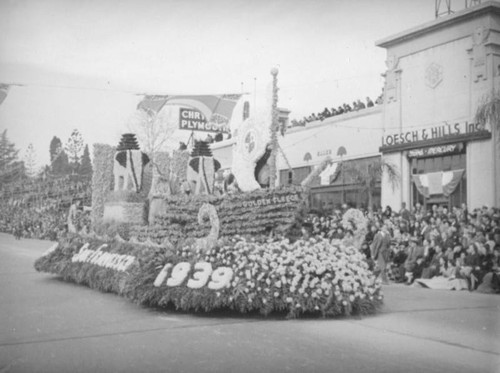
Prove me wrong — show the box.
[0,84,10,106]
[412,169,464,197]
[137,94,242,133]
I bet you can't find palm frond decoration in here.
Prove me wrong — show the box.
[475,91,500,137]
[343,158,400,211]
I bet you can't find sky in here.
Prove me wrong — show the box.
[0,0,443,169]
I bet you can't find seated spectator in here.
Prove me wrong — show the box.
[330,226,345,240]
[383,205,392,219]
[422,239,436,266]
[388,242,408,283]
[403,237,425,279]
[476,246,500,293]
[366,97,374,107]
[459,243,485,290]
[321,107,331,119]
[415,258,466,290]
[422,245,443,279]
[406,255,426,284]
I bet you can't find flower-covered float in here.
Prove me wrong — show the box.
[35,71,383,318]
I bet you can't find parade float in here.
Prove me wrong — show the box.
[35,70,383,318]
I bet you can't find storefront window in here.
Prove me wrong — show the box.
[279,166,312,186]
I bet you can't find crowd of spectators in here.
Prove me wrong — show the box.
[304,203,500,294]
[0,175,91,203]
[290,93,383,128]
[0,175,91,241]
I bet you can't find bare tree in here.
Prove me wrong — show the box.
[127,108,177,175]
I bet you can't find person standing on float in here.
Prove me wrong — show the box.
[370,224,391,284]
[67,199,80,233]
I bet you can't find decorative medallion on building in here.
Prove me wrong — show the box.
[473,26,490,46]
[425,63,443,89]
[471,26,490,82]
[384,55,400,102]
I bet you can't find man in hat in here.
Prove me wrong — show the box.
[370,224,392,284]
[399,202,411,224]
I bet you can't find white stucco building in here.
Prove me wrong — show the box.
[212,1,499,212]
[377,1,500,210]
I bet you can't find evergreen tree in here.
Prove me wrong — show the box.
[79,144,93,175]
[49,135,70,175]
[65,129,84,173]
[52,150,70,175]
[49,136,62,162]
[24,143,37,178]
[0,129,25,185]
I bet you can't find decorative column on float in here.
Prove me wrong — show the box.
[268,67,279,189]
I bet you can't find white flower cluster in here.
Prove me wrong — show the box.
[341,208,369,248]
[185,236,382,314]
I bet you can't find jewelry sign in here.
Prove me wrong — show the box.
[407,143,464,158]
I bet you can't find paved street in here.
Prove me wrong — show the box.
[0,233,499,373]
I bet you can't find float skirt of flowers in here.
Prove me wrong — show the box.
[35,235,383,318]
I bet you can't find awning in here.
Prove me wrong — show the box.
[319,162,341,186]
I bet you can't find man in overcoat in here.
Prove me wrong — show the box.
[370,224,392,284]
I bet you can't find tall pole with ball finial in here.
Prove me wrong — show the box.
[269,67,279,189]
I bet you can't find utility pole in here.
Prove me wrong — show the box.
[268,67,279,189]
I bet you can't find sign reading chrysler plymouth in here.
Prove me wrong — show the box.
[179,108,230,133]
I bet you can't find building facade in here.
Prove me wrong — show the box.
[377,1,500,210]
[212,106,383,211]
[212,2,499,212]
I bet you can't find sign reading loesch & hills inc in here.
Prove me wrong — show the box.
[380,120,491,153]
